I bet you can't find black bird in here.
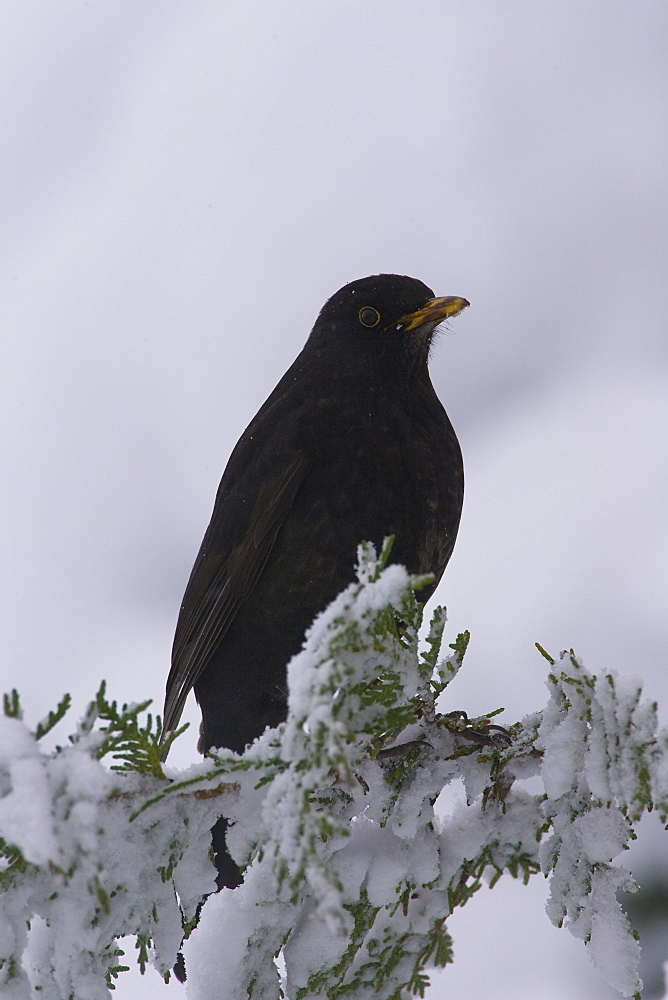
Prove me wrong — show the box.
[162,273,467,888]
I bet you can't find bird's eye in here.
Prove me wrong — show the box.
[358,306,381,328]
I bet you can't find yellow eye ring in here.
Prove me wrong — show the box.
[358,306,381,328]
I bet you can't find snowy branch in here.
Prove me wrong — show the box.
[1,542,665,999]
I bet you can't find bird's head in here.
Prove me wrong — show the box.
[309,274,469,370]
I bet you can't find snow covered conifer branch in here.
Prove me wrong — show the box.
[1,541,667,999]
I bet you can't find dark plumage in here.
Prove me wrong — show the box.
[162,273,467,888]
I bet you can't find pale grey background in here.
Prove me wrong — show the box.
[1,2,666,997]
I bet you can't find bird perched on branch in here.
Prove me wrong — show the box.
[162,273,468,889]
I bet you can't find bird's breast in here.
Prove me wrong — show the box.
[292,388,463,587]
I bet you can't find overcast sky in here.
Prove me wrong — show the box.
[1,2,666,998]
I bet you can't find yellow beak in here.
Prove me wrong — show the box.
[399,295,470,331]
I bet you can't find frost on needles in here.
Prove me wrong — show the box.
[2,539,667,1000]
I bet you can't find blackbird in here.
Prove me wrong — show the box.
[162,273,467,889]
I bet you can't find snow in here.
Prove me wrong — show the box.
[586,867,642,997]
[0,716,59,866]
[0,703,224,997]
[539,709,588,801]
[2,551,668,998]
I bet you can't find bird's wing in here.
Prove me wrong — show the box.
[162,454,307,737]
